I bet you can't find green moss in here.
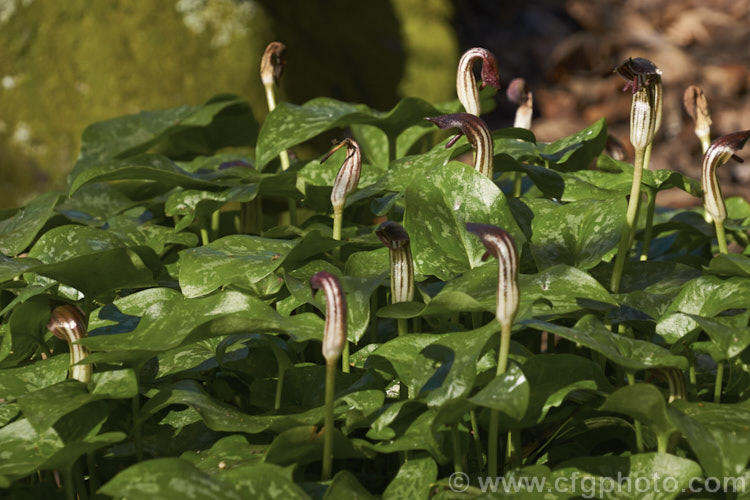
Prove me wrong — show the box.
[0,0,457,208]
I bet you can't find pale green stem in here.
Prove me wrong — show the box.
[639,188,656,261]
[657,433,669,454]
[626,372,644,452]
[397,318,408,337]
[132,394,143,461]
[342,342,350,374]
[714,361,724,404]
[451,423,464,473]
[611,147,646,293]
[274,368,286,410]
[210,210,220,240]
[200,223,210,246]
[470,410,484,472]
[488,321,512,478]
[398,318,408,399]
[322,360,336,481]
[508,429,521,469]
[512,173,523,197]
[332,206,343,261]
[715,219,728,255]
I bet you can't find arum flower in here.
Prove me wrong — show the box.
[684,85,712,154]
[466,223,519,478]
[375,221,414,305]
[425,113,493,178]
[456,47,501,116]
[701,130,750,255]
[322,139,362,250]
[47,305,91,383]
[507,78,533,130]
[310,271,347,480]
[610,57,662,292]
[376,221,414,345]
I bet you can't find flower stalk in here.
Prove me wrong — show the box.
[426,113,494,178]
[456,47,501,116]
[610,58,661,291]
[322,139,362,260]
[702,131,750,257]
[47,305,92,384]
[310,271,348,480]
[260,41,296,225]
[376,221,414,399]
[507,78,533,196]
[466,223,519,478]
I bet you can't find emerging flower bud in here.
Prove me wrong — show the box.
[260,42,287,86]
[456,47,501,116]
[701,130,750,222]
[322,139,362,213]
[507,78,533,130]
[310,271,348,363]
[425,113,493,178]
[615,57,662,150]
[465,223,519,327]
[47,305,92,383]
[683,85,712,152]
[376,221,415,304]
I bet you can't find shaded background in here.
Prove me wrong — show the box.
[1,0,748,208]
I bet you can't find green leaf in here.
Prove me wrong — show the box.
[422,264,616,320]
[256,96,444,169]
[540,118,607,170]
[324,470,377,499]
[179,235,295,298]
[104,207,198,254]
[263,425,365,466]
[524,316,687,372]
[600,383,676,438]
[520,354,611,424]
[69,153,225,195]
[180,435,265,472]
[166,185,259,232]
[81,290,321,357]
[688,315,750,361]
[366,335,441,397]
[217,463,309,499]
[73,95,256,167]
[29,247,159,299]
[90,368,139,399]
[0,355,69,401]
[707,253,750,278]
[415,322,500,406]
[656,275,750,342]
[0,418,64,479]
[468,364,529,421]
[553,453,702,500]
[669,399,750,478]
[0,192,60,256]
[99,458,244,500]
[16,381,98,432]
[56,183,135,226]
[403,161,524,280]
[382,455,437,500]
[529,197,626,270]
